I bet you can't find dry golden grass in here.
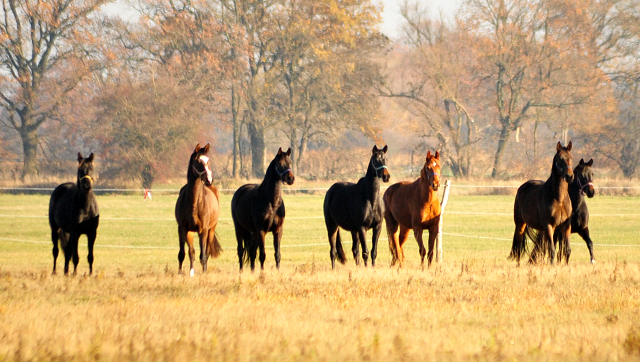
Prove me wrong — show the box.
[1,192,640,361]
[1,262,640,361]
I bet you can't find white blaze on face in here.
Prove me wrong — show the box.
[199,155,212,183]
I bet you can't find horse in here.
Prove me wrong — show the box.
[48,153,100,275]
[509,141,574,265]
[383,150,441,267]
[323,145,390,270]
[530,158,596,264]
[231,147,295,271]
[175,143,222,276]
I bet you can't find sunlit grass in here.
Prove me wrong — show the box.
[1,192,640,361]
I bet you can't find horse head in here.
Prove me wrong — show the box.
[370,145,390,182]
[77,153,95,192]
[554,141,574,183]
[275,147,295,185]
[420,150,441,191]
[575,158,595,198]
[190,143,213,186]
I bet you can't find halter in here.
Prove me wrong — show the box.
[276,167,292,178]
[576,175,594,195]
[371,159,388,173]
[80,175,93,182]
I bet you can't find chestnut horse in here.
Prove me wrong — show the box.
[175,144,222,276]
[383,150,441,267]
[530,158,596,264]
[49,153,100,275]
[323,145,390,269]
[509,141,573,265]
[231,148,295,271]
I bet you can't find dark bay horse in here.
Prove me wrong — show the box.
[383,150,441,267]
[531,158,596,264]
[509,141,574,265]
[323,145,390,269]
[49,153,100,275]
[231,148,295,271]
[175,144,222,276]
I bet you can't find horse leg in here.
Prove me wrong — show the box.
[70,233,80,276]
[178,225,187,274]
[327,221,339,270]
[51,228,60,275]
[398,226,410,266]
[427,225,438,267]
[370,224,382,267]
[351,231,360,266]
[258,231,267,270]
[273,227,282,269]
[561,221,572,264]
[358,228,369,267]
[60,231,71,275]
[413,226,426,266]
[87,229,96,275]
[546,225,556,265]
[186,231,196,276]
[510,221,527,266]
[199,230,208,272]
[234,223,245,271]
[578,227,595,264]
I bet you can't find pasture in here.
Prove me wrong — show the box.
[1,190,640,361]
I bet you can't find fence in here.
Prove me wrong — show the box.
[1,182,640,260]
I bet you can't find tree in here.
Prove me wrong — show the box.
[463,0,601,178]
[0,0,111,179]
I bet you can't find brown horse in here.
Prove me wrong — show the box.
[383,150,441,267]
[175,143,222,276]
[509,141,573,265]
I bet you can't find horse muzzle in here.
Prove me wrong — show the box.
[585,183,595,198]
[282,171,295,185]
[381,169,390,183]
[564,171,574,183]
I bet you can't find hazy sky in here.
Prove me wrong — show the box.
[376,0,461,39]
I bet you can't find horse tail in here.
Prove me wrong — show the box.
[208,231,223,258]
[509,226,530,262]
[527,227,546,264]
[335,230,347,264]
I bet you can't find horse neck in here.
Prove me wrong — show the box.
[75,180,95,207]
[418,177,438,204]
[547,169,569,200]
[187,171,206,205]
[259,163,283,206]
[568,177,584,208]
[362,165,381,203]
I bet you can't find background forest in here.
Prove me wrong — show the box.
[1,0,640,187]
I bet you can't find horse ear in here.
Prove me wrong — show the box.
[382,145,388,153]
[203,143,210,154]
[556,142,562,152]
[372,145,379,153]
[426,151,432,160]
[587,158,593,167]
[435,150,440,159]
[87,153,94,163]
[277,147,283,156]
[194,143,201,153]
[579,158,585,166]
[77,153,83,163]
[567,141,572,151]
[285,148,292,156]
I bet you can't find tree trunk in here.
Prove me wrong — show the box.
[491,124,511,179]
[231,86,240,178]
[20,125,39,180]
[297,135,308,177]
[247,122,265,178]
[289,126,297,175]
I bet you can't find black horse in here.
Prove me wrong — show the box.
[323,145,390,269]
[510,141,573,265]
[531,158,596,264]
[49,153,100,275]
[231,148,295,271]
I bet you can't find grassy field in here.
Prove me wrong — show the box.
[1,190,640,361]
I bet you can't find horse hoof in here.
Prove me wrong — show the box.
[190,269,195,277]
[591,259,596,264]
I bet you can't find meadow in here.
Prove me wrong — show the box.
[1,189,640,361]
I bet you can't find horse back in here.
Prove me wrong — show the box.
[325,181,380,231]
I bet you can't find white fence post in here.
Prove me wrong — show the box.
[437,180,451,263]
